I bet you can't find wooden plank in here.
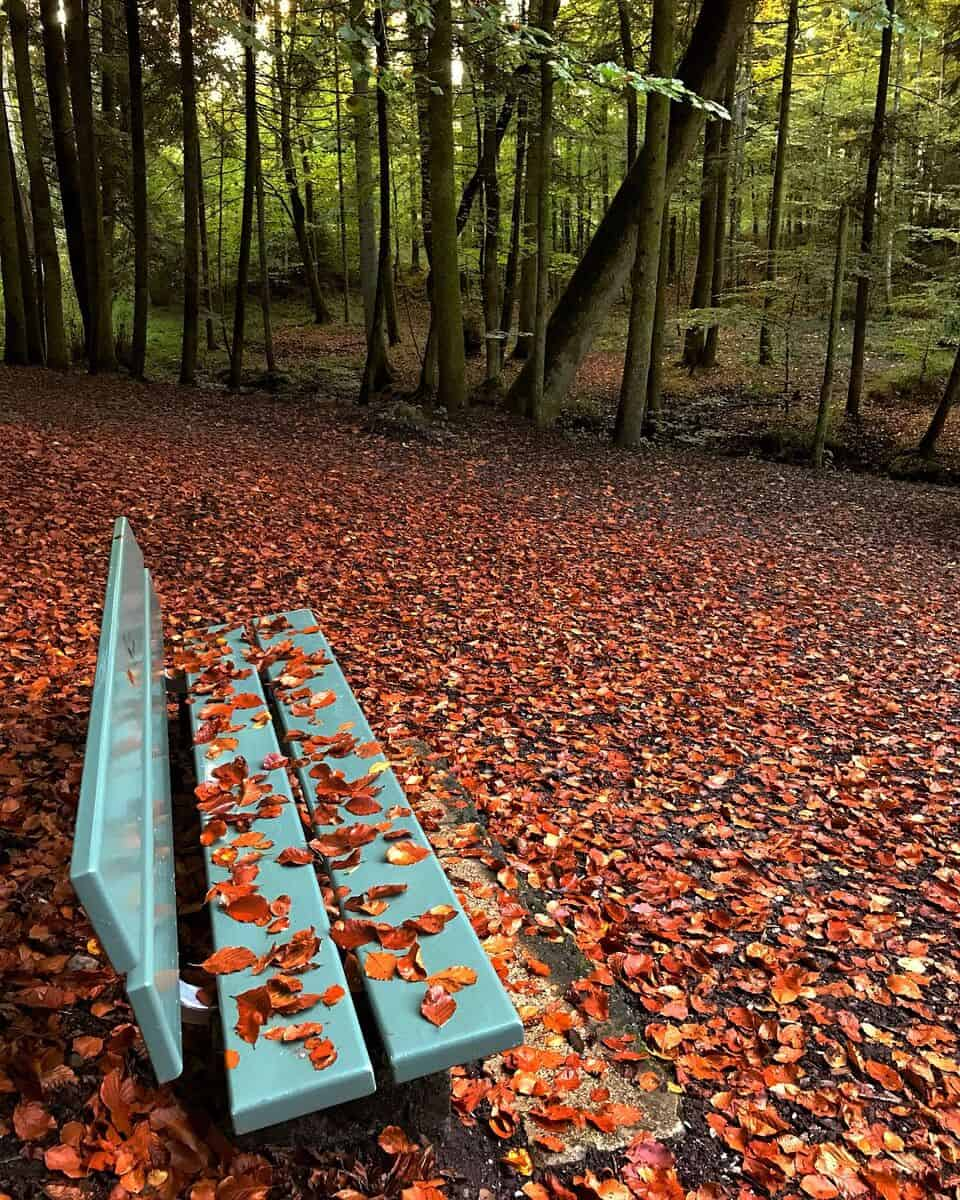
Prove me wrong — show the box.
[186,624,375,1134]
[72,517,148,972]
[127,572,181,1082]
[256,609,524,1084]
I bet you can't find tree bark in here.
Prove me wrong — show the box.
[7,0,67,367]
[480,15,502,382]
[616,0,638,168]
[812,203,848,468]
[230,0,257,390]
[500,92,527,349]
[508,0,749,417]
[846,0,894,418]
[39,0,89,350]
[758,0,798,365]
[254,114,275,373]
[0,40,27,364]
[101,0,116,309]
[703,60,736,367]
[63,0,113,369]
[529,0,558,426]
[334,28,351,322]
[350,0,377,334]
[615,0,674,445]
[427,0,466,410]
[683,118,720,367]
[646,208,670,429]
[918,344,960,458]
[123,0,148,376]
[179,0,200,384]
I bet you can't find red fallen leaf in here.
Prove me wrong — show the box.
[426,965,477,993]
[234,830,273,848]
[276,846,313,866]
[321,985,346,1006]
[234,985,273,1045]
[99,1068,133,1134]
[224,1049,240,1069]
[406,905,457,934]
[344,795,382,815]
[421,984,456,1027]
[368,883,408,899]
[386,840,430,866]
[13,1099,55,1140]
[263,751,288,770]
[269,927,321,972]
[264,1021,326,1042]
[271,894,292,917]
[200,819,227,846]
[201,945,257,975]
[543,1009,575,1033]
[331,919,378,949]
[364,951,399,980]
[231,692,263,709]
[44,1144,87,1178]
[224,894,272,925]
[398,944,427,982]
[887,973,923,999]
[72,1035,103,1059]
[525,954,551,977]
[305,1036,338,1070]
[376,924,419,951]
[865,1059,903,1091]
[800,1175,839,1199]
[379,1125,417,1154]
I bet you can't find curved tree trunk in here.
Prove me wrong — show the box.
[918,344,960,458]
[8,0,67,368]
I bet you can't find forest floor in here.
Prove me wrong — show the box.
[1,329,959,1200]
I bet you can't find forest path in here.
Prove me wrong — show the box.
[0,367,958,1199]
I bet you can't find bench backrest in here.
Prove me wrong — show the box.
[71,518,182,1081]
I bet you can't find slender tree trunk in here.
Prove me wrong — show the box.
[254,118,275,372]
[230,0,257,390]
[275,0,330,324]
[481,17,502,382]
[508,0,749,416]
[39,0,89,351]
[9,129,43,363]
[0,41,26,364]
[758,0,798,365]
[615,0,674,445]
[883,32,903,312]
[616,0,638,168]
[101,0,115,309]
[683,119,720,367]
[410,9,438,396]
[703,60,735,367]
[350,0,377,334]
[812,204,848,468]
[123,0,148,376]
[529,0,558,426]
[198,140,216,352]
[63,0,113,369]
[7,0,67,367]
[846,0,894,418]
[333,29,351,322]
[514,8,540,363]
[918,344,960,458]
[359,0,392,400]
[383,237,400,344]
[178,0,200,383]
[501,92,527,348]
[646,208,670,429]
[427,0,466,410]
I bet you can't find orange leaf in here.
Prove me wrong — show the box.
[321,984,346,1006]
[385,840,430,867]
[224,894,271,925]
[264,1021,326,1042]
[306,1036,338,1070]
[364,951,398,980]
[426,965,477,993]
[276,846,313,866]
[224,1049,240,1069]
[201,945,257,975]
[421,984,456,1027]
[379,1125,417,1154]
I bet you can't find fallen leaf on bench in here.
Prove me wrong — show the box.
[200,946,258,975]
[276,846,313,866]
[233,831,273,849]
[364,951,399,980]
[200,819,227,846]
[262,751,288,771]
[407,905,457,934]
[344,795,382,816]
[384,828,415,841]
[251,709,272,728]
[378,1126,417,1155]
[375,924,418,952]
[270,926,321,971]
[330,918,377,949]
[232,692,265,709]
[421,984,456,1027]
[321,984,346,1006]
[426,965,477,993]
[224,1050,240,1070]
[270,895,292,918]
[212,757,249,789]
[386,841,430,866]
[398,944,427,982]
[224,894,271,925]
[206,737,239,759]
[305,1036,338,1071]
[368,883,407,899]
[344,896,389,916]
[234,985,273,1044]
[264,1021,325,1042]
[356,741,382,759]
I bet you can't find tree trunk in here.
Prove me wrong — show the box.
[683,119,720,367]
[758,0,798,365]
[333,29,351,322]
[508,0,749,417]
[616,0,638,168]
[812,204,848,469]
[0,40,27,364]
[883,32,903,312]
[615,0,674,445]
[646,208,670,429]
[359,2,394,401]
[514,11,540,363]
[63,0,113,369]
[198,140,216,352]
[846,0,894,418]
[9,130,44,363]
[123,0,148,376]
[39,0,89,351]
[918,344,960,458]
[480,17,502,382]
[500,92,527,349]
[230,0,257,390]
[703,60,736,367]
[101,0,116,309]
[275,0,330,324]
[254,116,275,373]
[528,0,558,426]
[427,0,466,409]
[7,0,67,367]
[350,0,377,334]
[178,0,200,383]
[410,9,438,397]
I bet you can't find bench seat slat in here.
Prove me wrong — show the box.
[257,609,524,1084]
[188,625,375,1135]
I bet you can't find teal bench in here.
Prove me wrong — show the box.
[71,519,523,1135]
